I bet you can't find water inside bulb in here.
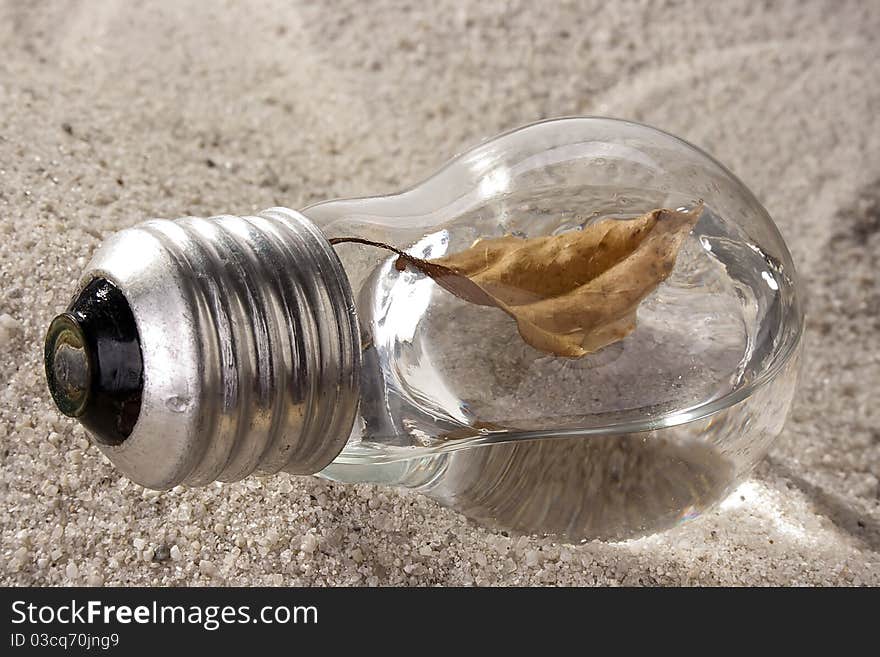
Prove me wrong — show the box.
[319,189,794,540]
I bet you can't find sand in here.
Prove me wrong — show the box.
[1,0,878,586]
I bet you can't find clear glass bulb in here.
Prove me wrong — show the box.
[45,118,804,541]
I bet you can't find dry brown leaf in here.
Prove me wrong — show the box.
[330,204,703,357]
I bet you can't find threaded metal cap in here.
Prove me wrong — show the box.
[61,208,361,489]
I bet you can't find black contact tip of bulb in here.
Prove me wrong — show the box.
[44,278,144,446]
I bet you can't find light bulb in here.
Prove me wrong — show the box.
[44,117,804,540]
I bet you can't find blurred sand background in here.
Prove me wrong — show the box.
[0,0,878,585]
